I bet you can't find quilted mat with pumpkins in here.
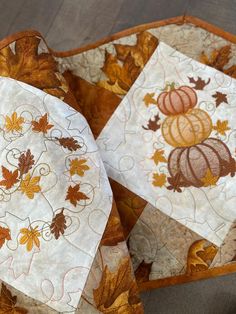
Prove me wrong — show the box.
[0,15,236,313]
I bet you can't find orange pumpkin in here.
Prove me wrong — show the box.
[157,85,197,115]
[161,108,212,147]
[168,138,234,187]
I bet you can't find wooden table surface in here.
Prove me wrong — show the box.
[0,1,236,313]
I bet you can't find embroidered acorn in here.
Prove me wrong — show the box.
[168,138,235,187]
[161,108,212,148]
[157,83,197,115]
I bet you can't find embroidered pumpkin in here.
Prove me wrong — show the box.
[157,84,197,115]
[168,138,235,187]
[161,108,212,147]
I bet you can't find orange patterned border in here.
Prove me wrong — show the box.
[1,15,236,292]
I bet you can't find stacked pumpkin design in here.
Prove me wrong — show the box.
[157,83,234,188]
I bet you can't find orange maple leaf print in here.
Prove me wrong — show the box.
[201,169,219,187]
[0,166,19,189]
[69,158,90,176]
[5,112,24,132]
[20,226,41,252]
[66,184,89,207]
[0,283,28,313]
[31,113,54,134]
[19,173,41,199]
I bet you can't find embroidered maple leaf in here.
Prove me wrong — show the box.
[69,158,90,176]
[186,240,217,274]
[213,119,230,135]
[5,112,24,132]
[0,226,11,248]
[19,226,41,252]
[212,91,228,107]
[56,137,81,151]
[142,113,160,131]
[31,113,54,134]
[201,169,219,187]
[93,257,143,313]
[66,184,89,207]
[143,93,156,107]
[20,173,41,199]
[188,76,211,90]
[50,209,67,239]
[0,283,28,314]
[18,149,35,177]
[0,166,19,189]
[152,173,166,187]
[166,173,187,192]
[151,149,167,165]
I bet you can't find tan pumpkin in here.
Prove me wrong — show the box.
[161,108,212,147]
[157,85,197,115]
[168,138,234,187]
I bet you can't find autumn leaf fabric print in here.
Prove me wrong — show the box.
[0,77,112,313]
[97,42,236,247]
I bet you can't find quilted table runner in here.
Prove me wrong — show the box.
[0,16,236,313]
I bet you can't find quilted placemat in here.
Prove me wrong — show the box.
[97,41,236,247]
[0,77,112,313]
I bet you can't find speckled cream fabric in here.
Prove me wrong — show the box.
[97,42,236,247]
[0,77,112,313]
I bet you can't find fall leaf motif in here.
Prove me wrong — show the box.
[19,173,41,199]
[142,113,160,131]
[186,240,217,274]
[0,226,11,248]
[56,137,81,152]
[31,113,54,134]
[213,119,230,136]
[114,31,158,68]
[188,76,211,90]
[66,184,89,207]
[98,51,140,94]
[152,173,166,187]
[93,257,143,313]
[201,169,219,187]
[143,93,156,107]
[101,202,125,246]
[167,173,186,192]
[98,80,127,95]
[0,283,28,314]
[50,209,67,240]
[135,260,153,283]
[0,166,19,189]
[5,112,24,132]
[18,149,35,178]
[212,91,228,107]
[200,45,231,71]
[151,149,167,165]
[0,36,65,98]
[69,158,90,177]
[19,226,41,252]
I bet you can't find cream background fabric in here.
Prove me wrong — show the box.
[97,42,236,247]
[0,77,112,313]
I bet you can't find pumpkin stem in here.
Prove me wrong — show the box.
[163,82,176,91]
